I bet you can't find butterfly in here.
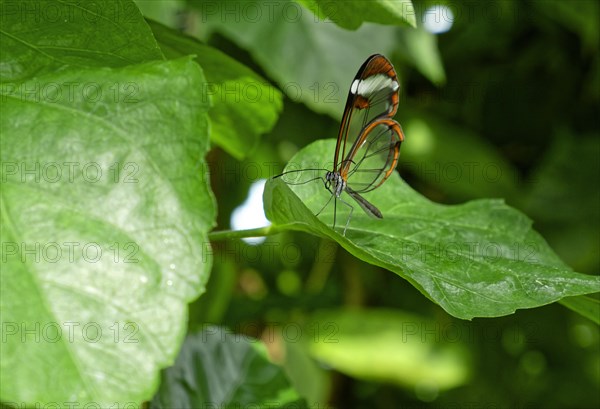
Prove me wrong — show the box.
[276,54,404,235]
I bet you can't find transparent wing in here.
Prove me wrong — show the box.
[341,118,404,193]
[334,54,400,172]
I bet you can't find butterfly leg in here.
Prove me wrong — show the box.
[316,178,334,217]
[336,196,354,236]
[333,196,337,231]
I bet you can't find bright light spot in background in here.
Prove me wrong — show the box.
[403,118,435,156]
[423,5,454,34]
[231,179,271,245]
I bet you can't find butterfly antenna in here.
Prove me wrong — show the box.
[284,176,324,186]
[273,168,330,179]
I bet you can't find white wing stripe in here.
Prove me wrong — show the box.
[351,75,399,97]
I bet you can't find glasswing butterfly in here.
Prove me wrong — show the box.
[275,54,405,235]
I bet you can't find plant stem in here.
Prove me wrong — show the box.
[208,225,284,241]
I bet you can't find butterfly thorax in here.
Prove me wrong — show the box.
[325,171,345,197]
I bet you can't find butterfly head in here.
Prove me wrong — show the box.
[325,171,345,197]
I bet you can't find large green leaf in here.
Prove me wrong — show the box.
[146,19,283,160]
[0,0,163,80]
[1,0,215,405]
[263,140,600,320]
[297,0,416,29]
[0,56,214,407]
[150,326,306,408]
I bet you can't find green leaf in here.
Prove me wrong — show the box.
[150,326,306,408]
[0,0,163,81]
[263,140,600,320]
[135,0,184,28]
[1,16,215,409]
[146,19,283,160]
[306,309,471,389]
[297,0,417,29]
[560,295,600,325]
